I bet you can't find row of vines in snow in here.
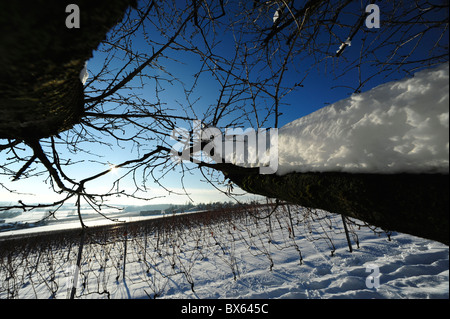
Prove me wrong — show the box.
[0,203,389,299]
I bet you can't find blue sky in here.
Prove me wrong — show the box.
[1,1,448,207]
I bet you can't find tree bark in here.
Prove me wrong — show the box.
[0,0,135,140]
[214,163,449,245]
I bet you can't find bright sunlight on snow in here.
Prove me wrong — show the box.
[79,61,89,85]
[1,205,448,299]
[277,63,449,175]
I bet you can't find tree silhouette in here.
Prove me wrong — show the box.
[0,0,448,244]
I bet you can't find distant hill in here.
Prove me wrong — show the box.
[122,204,173,213]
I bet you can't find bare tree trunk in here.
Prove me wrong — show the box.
[341,215,352,253]
[0,0,135,140]
[210,163,449,245]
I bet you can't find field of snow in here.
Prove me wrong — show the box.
[1,204,448,300]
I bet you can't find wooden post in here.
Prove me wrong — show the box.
[123,227,128,280]
[70,229,85,299]
[287,205,295,238]
[341,215,353,253]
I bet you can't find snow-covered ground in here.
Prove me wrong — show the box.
[0,206,170,236]
[1,205,447,299]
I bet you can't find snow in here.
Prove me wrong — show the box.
[173,64,448,175]
[0,208,199,238]
[1,205,448,299]
[273,8,281,24]
[79,61,89,85]
[276,63,449,175]
[1,63,449,301]
[336,37,351,54]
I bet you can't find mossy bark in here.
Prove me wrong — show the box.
[215,163,449,245]
[0,0,135,140]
